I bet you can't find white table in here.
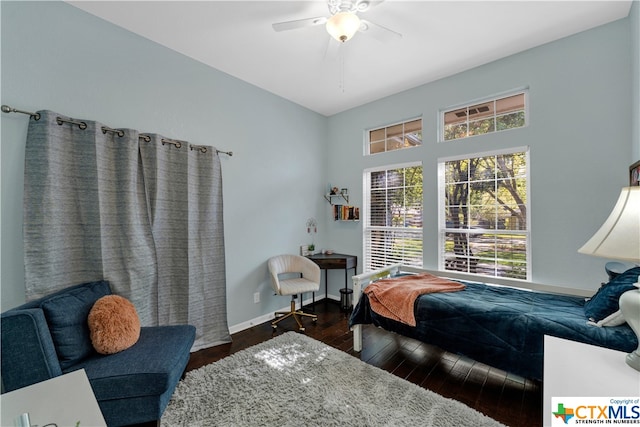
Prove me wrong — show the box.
[543,335,640,426]
[0,369,106,427]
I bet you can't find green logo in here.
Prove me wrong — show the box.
[553,403,575,424]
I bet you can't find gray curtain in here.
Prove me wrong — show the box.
[23,110,230,351]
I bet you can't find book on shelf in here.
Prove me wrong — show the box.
[333,205,359,221]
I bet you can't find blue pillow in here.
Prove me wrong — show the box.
[584,267,640,323]
[40,280,111,370]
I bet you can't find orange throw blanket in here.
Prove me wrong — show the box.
[364,273,465,326]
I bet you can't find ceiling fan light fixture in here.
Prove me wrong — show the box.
[326,11,361,42]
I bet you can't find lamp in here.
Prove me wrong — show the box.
[578,186,640,371]
[326,11,361,42]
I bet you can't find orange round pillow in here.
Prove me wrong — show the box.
[88,295,141,354]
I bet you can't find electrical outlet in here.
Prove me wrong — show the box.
[254,292,260,304]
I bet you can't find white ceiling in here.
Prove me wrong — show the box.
[68,1,632,116]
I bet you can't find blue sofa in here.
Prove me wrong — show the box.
[1,280,196,426]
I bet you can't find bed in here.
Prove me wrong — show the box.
[349,264,638,380]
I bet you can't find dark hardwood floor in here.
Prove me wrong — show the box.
[144,300,542,426]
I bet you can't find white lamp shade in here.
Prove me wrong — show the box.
[578,187,640,263]
[326,12,361,42]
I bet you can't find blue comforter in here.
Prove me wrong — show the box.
[349,281,637,380]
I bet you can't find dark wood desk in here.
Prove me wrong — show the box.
[307,253,357,303]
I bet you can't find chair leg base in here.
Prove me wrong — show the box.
[272,300,317,331]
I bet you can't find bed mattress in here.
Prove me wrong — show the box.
[349,281,637,380]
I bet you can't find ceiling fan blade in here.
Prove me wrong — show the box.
[272,16,327,32]
[359,19,402,43]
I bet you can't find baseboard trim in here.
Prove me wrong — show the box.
[229,294,341,334]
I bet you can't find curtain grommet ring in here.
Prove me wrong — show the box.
[102,127,125,137]
[190,145,207,154]
[57,117,87,130]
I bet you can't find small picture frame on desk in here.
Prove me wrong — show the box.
[630,160,640,186]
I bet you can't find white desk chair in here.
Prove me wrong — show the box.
[268,255,320,331]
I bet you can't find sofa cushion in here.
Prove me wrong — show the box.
[69,325,196,401]
[40,280,111,370]
[584,267,640,323]
[89,295,141,354]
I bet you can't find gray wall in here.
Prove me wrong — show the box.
[325,14,636,291]
[0,1,328,329]
[1,1,638,330]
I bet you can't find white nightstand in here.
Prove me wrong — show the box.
[0,369,106,427]
[543,335,640,427]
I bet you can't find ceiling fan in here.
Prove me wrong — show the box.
[272,0,402,44]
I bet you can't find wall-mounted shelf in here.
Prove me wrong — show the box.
[325,190,359,221]
[324,193,349,204]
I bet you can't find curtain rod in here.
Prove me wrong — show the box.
[1,104,40,120]
[1,104,233,156]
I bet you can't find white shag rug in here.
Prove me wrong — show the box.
[161,332,505,427]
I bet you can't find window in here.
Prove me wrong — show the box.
[364,163,423,271]
[439,149,529,280]
[441,91,526,141]
[367,118,422,155]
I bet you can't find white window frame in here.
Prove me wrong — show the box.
[365,117,423,156]
[437,147,531,280]
[438,89,529,142]
[363,161,423,272]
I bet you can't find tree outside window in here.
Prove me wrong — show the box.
[365,164,423,271]
[441,151,529,280]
